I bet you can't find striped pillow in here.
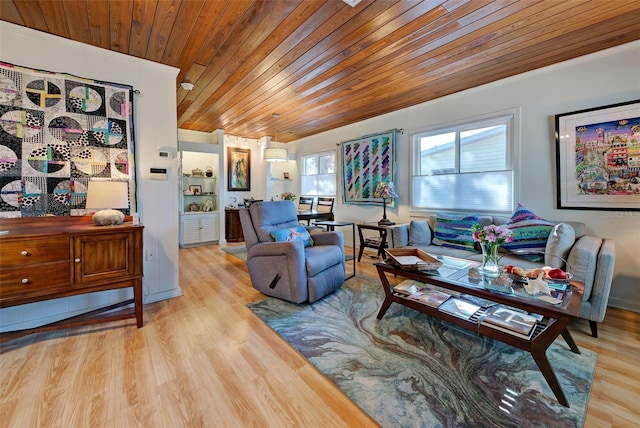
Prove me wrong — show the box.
[501,204,554,261]
[432,213,479,251]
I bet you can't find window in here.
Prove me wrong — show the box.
[301,150,336,196]
[411,112,515,212]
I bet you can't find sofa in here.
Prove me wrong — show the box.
[387,210,615,338]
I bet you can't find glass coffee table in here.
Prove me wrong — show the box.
[375,254,583,407]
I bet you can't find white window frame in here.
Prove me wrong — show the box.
[300,149,337,197]
[410,109,520,214]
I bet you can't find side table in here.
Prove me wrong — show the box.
[313,220,356,279]
[357,223,392,262]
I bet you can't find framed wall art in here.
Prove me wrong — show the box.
[555,99,640,211]
[341,129,397,206]
[227,147,251,191]
[0,61,136,217]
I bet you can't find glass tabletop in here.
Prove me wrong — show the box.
[379,254,580,315]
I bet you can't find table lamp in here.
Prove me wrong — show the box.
[373,181,398,226]
[85,181,129,225]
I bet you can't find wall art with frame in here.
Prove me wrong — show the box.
[227,147,251,191]
[341,129,397,206]
[0,61,136,217]
[555,99,640,211]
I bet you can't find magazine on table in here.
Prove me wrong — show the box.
[408,287,452,308]
[393,280,425,296]
[480,306,539,337]
[438,298,481,321]
[460,294,499,308]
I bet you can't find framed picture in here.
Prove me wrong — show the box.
[189,185,202,195]
[341,129,397,206]
[555,100,640,211]
[227,147,251,191]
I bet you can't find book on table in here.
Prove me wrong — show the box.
[393,279,425,296]
[438,298,481,320]
[407,287,452,308]
[480,306,539,339]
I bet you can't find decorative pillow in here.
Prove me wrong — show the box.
[409,220,432,246]
[431,213,479,251]
[270,225,314,247]
[501,204,554,261]
[544,223,576,269]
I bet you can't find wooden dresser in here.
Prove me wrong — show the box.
[0,216,144,343]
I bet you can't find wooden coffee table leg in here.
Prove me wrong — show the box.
[377,296,393,320]
[561,328,580,354]
[530,347,570,407]
[376,265,394,319]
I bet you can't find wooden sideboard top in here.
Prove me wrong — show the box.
[0,216,142,238]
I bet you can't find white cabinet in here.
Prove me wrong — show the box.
[180,213,220,247]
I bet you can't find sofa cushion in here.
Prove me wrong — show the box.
[431,213,479,252]
[409,220,432,245]
[271,225,314,247]
[545,223,576,269]
[501,204,554,261]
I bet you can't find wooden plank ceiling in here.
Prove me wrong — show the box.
[2,0,640,143]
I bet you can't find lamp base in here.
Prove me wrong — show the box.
[377,218,395,226]
[93,209,125,226]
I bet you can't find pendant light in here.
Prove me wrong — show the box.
[264,113,288,162]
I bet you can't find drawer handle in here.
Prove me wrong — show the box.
[22,278,29,284]
[21,250,29,256]
[75,258,81,263]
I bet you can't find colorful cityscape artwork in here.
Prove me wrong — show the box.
[0,62,135,217]
[556,100,640,210]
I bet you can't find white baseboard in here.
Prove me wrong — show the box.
[143,288,183,304]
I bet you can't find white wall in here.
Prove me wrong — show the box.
[295,41,640,312]
[0,21,182,331]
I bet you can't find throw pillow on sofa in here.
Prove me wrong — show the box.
[271,225,314,247]
[409,220,432,245]
[431,213,479,251]
[501,204,554,261]
[545,222,575,269]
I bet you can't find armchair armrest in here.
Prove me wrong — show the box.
[247,240,305,259]
[311,231,343,248]
[582,238,615,323]
[311,231,344,261]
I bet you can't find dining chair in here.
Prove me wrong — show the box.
[317,197,334,213]
[298,196,315,225]
[298,196,314,210]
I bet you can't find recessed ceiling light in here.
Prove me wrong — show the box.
[181,82,194,90]
[342,0,362,7]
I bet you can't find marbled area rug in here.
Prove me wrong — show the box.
[222,245,247,260]
[247,276,596,428]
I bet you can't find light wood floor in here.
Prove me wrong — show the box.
[1,244,638,427]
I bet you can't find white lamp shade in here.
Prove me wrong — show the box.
[264,147,288,162]
[85,181,129,225]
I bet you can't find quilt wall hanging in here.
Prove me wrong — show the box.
[0,61,136,217]
[341,129,397,206]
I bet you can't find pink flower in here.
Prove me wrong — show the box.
[472,223,513,245]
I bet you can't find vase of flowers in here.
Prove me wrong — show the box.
[472,224,513,278]
[280,191,297,202]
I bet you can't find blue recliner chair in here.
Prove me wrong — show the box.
[239,200,345,303]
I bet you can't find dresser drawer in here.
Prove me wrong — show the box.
[0,237,70,266]
[0,261,71,296]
